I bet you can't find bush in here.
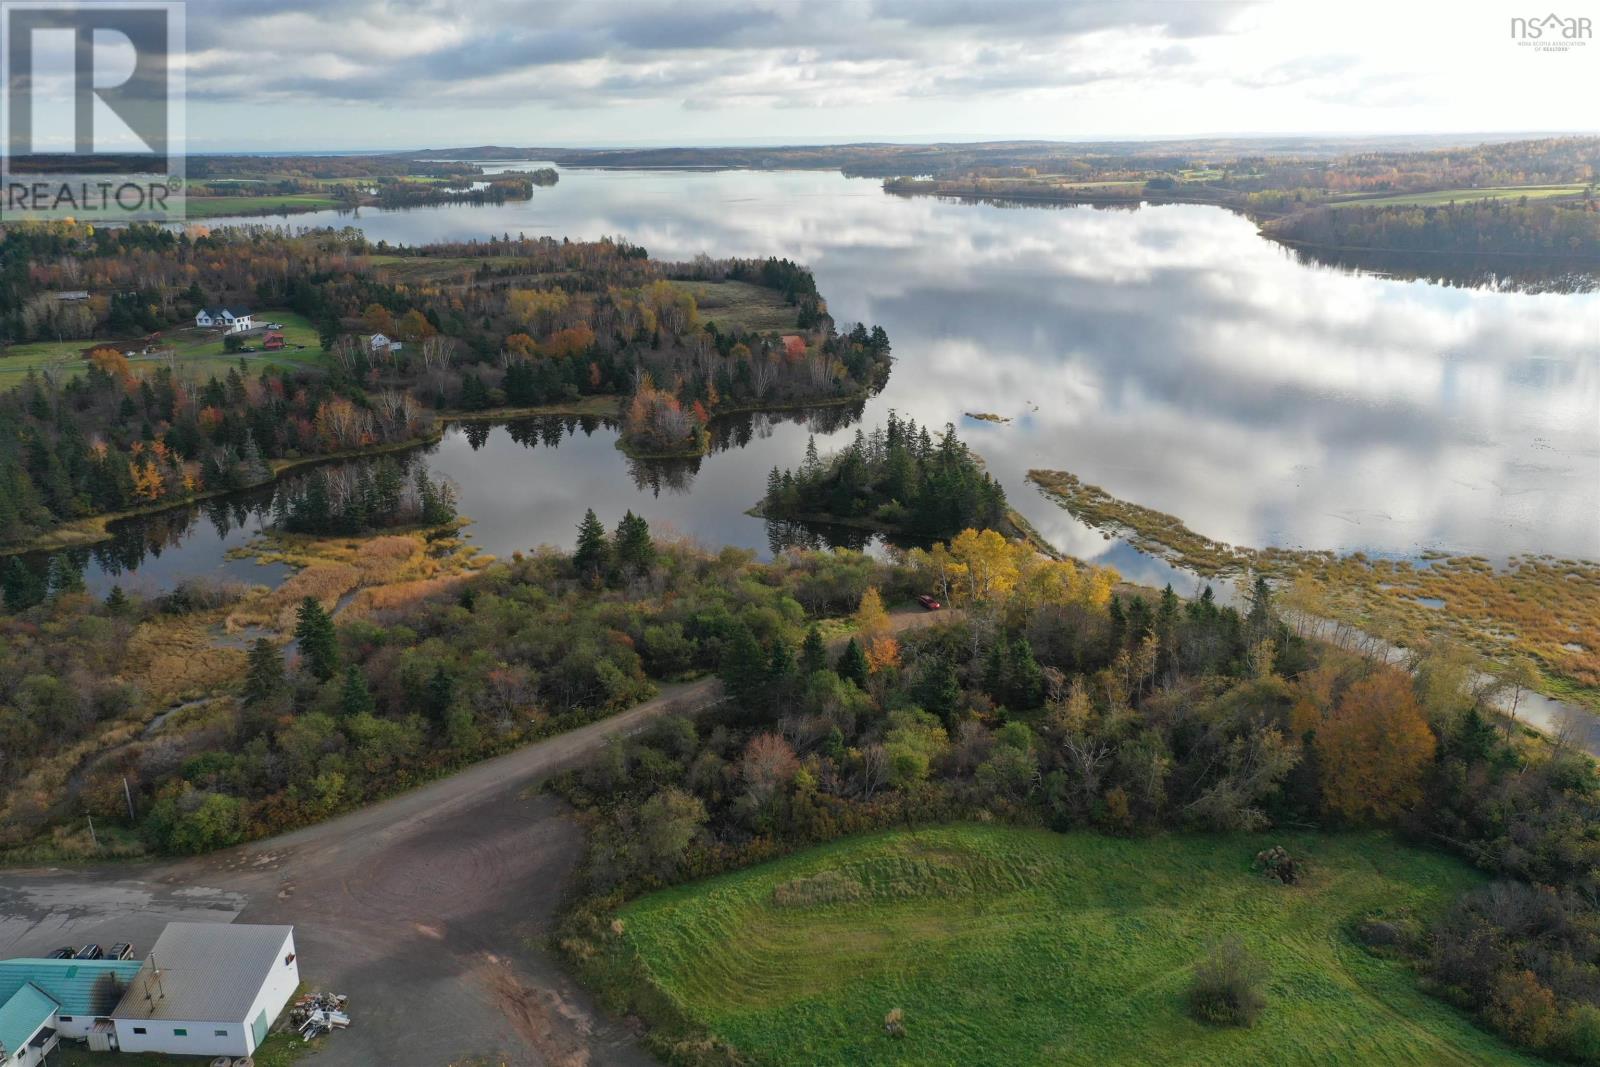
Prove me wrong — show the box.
[883,1007,906,1038]
[1254,845,1304,885]
[1188,936,1268,1027]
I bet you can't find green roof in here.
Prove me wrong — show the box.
[0,958,144,1018]
[0,982,57,1057]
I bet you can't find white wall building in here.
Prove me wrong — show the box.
[111,923,299,1058]
[195,307,254,332]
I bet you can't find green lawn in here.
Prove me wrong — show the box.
[671,279,801,333]
[621,824,1538,1067]
[1328,185,1588,209]
[0,310,328,389]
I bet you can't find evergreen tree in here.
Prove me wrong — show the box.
[242,638,286,706]
[2,558,44,612]
[837,637,869,690]
[104,584,130,616]
[719,625,770,710]
[423,665,456,725]
[613,510,655,577]
[916,657,961,723]
[339,664,376,717]
[574,508,609,582]
[799,625,828,676]
[768,636,795,688]
[293,596,339,681]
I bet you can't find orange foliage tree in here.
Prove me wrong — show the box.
[1313,667,1436,822]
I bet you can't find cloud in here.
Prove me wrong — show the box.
[181,0,1263,112]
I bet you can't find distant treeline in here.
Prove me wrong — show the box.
[1267,199,1600,258]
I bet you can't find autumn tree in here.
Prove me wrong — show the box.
[1314,668,1436,821]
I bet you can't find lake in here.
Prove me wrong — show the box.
[55,165,1600,596]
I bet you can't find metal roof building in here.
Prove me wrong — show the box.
[112,923,299,1059]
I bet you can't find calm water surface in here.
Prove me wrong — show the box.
[66,166,1600,595]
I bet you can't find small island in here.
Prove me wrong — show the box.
[758,414,1008,542]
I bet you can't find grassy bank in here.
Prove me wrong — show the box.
[614,824,1532,1067]
[1027,468,1600,710]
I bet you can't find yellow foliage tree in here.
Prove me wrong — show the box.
[1314,668,1436,822]
[948,528,1020,603]
[865,634,901,674]
[855,586,889,639]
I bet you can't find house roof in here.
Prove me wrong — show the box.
[0,959,142,1018]
[200,307,252,318]
[0,982,57,1058]
[113,924,292,1023]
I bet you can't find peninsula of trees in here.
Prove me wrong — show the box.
[0,222,886,553]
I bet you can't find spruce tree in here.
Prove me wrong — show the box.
[2,558,44,612]
[838,637,869,690]
[719,625,770,709]
[613,511,654,577]
[573,508,609,582]
[768,636,795,688]
[799,625,828,676]
[104,584,130,616]
[293,596,339,681]
[339,665,376,717]
[242,638,286,706]
[423,666,456,725]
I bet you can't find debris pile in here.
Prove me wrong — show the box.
[289,991,351,1041]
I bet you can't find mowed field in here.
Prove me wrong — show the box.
[185,193,343,218]
[1328,184,1589,209]
[0,309,326,389]
[621,824,1538,1067]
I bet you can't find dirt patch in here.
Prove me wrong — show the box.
[476,954,596,1067]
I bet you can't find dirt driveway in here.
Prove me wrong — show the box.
[0,608,948,1065]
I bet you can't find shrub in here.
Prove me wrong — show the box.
[1253,845,1304,885]
[883,1007,906,1038]
[1188,936,1268,1027]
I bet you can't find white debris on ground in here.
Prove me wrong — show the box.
[289,990,352,1042]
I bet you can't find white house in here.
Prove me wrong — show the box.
[368,332,403,353]
[195,307,254,332]
[111,923,299,1059]
[0,957,144,1064]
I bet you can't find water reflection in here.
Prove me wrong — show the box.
[114,166,1600,585]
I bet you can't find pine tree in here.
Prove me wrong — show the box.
[574,508,609,582]
[799,625,828,676]
[293,596,339,681]
[104,584,130,616]
[242,638,286,705]
[339,664,376,717]
[837,637,869,689]
[917,657,960,722]
[423,665,456,725]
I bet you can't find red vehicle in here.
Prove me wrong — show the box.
[916,594,942,611]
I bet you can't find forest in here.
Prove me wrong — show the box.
[0,222,886,550]
[1266,199,1600,258]
[760,414,1009,542]
[546,532,1600,1066]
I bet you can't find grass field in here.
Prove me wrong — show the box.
[672,279,802,333]
[185,193,343,218]
[0,310,327,389]
[1328,185,1588,209]
[620,824,1535,1067]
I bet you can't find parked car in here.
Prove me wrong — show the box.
[107,942,134,960]
[47,947,75,959]
[916,594,942,611]
[75,944,103,960]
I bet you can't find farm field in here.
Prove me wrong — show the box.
[184,193,344,218]
[1327,184,1588,208]
[0,310,327,389]
[620,824,1535,1067]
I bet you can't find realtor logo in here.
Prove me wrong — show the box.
[1510,12,1592,50]
[0,1,185,221]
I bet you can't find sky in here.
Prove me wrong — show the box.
[174,0,1596,151]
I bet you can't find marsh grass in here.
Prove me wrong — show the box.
[1028,468,1600,708]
